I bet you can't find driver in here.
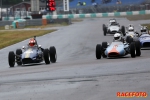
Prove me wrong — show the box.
[128,26,134,32]
[113,32,124,42]
[128,26,139,36]
[141,26,147,33]
[28,38,37,47]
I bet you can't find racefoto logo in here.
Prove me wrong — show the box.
[117,92,148,98]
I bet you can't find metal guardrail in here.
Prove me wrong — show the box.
[43,10,150,19]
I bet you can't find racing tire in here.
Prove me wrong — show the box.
[102,42,107,58]
[130,42,136,58]
[16,49,22,65]
[49,46,57,63]
[103,27,107,36]
[121,26,125,36]
[8,51,15,67]
[102,42,107,48]
[126,36,133,44]
[96,44,102,59]
[103,24,106,31]
[135,41,141,56]
[43,49,50,64]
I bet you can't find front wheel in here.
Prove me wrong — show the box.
[130,42,136,58]
[126,36,133,44]
[16,49,22,65]
[102,42,107,58]
[49,46,57,63]
[8,51,15,67]
[135,41,141,56]
[121,26,125,36]
[43,49,50,64]
[96,44,102,59]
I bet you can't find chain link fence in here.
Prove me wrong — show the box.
[56,3,150,14]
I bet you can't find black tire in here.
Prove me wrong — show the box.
[126,36,130,43]
[129,37,133,43]
[126,36,133,44]
[43,49,50,64]
[8,51,15,67]
[121,26,125,36]
[102,42,107,58]
[130,42,136,58]
[103,24,106,31]
[102,42,107,48]
[49,46,57,63]
[103,27,107,36]
[16,49,22,65]
[135,41,141,56]
[96,44,102,59]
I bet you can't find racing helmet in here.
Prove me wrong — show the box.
[141,26,147,32]
[29,38,36,47]
[128,27,134,32]
[114,33,121,41]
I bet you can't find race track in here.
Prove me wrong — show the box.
[0,18,150,100]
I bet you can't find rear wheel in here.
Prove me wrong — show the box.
[121,26,125,36]
[135,41,141,56]
[96,44,102,59]
[130,42,136,58]
[102,42,107,58]
[8,51,15,67]
[49,46,57,63]
[16,49,22,65]
[43,49,50,64]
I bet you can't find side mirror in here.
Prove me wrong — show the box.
[124,43,127,45]
[107,43,110,46]
[38,45,41,48]
[22,46,25,49]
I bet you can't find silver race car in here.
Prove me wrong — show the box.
[103,19,125,36]
[8,36,57,67]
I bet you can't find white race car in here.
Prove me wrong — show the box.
[103,19,125,36]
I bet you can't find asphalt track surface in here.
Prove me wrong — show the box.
[0,18,150,100]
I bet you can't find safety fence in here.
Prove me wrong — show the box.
[43,10,150,19]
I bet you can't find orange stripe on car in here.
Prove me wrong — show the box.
[108,45,119,55]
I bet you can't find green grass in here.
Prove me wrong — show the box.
[0,26,5,30]
[141,24,150,30]
[0,30,56,49]
[25,23,68,29]
[126,14,150,21]
[71,18,83,22]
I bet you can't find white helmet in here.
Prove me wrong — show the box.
[114,33,121,41]
[141,26,147,32]
[128,27,134,32]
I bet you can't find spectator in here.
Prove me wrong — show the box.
[102,0,112,4]
[92,2,98,8]
[77,1,86,6]
[116,0,121,4]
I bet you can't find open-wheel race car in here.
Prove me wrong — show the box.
[103,19,125,36]
[124,24,140,44]
[138,26,150,48]
[8,36,57,67]
[95,40,141,59]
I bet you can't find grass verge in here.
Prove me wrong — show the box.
[141,24,150,30]
[71,18,83,22]
[126,14,150,21]
[25,23,68,28]
[0,29,56,49]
